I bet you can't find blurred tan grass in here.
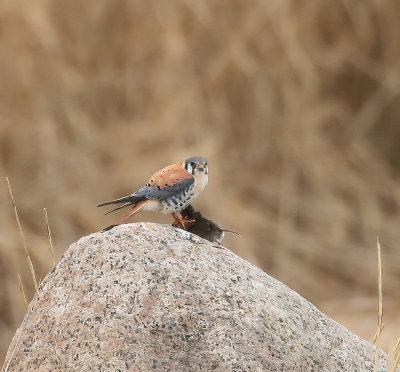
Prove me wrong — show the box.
[1,0,400,361]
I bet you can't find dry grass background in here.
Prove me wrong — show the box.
[1,0,400,361]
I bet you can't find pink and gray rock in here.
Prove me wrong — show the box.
[4,223,387,371]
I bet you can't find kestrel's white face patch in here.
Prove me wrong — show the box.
[184,157,208,175]
[193,168,208,193]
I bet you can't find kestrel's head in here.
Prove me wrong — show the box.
[182,156,208,176]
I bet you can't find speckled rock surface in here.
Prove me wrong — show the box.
[5,223,387,371]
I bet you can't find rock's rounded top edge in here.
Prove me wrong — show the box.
[88,222,213,244]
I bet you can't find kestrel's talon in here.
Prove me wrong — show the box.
[181,219,196,229]
[97,156,209,228]
[172,220,196,229]
[171,212,195,229]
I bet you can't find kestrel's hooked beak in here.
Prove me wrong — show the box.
[196,162,208,174]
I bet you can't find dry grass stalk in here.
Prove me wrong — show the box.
[43,208,56,268]
[387,338,400,372]
[16,274,27,309]
[6,177,38,291]
[372,237,384,372]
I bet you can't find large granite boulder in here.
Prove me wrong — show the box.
[4,223,387,371]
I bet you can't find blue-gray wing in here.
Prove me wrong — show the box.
[135,177,195,201]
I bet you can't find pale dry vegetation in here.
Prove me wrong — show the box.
[1,0,400,361]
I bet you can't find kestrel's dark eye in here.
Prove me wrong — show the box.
[190,161,195,167]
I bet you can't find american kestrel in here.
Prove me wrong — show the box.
[98,156,208,228]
